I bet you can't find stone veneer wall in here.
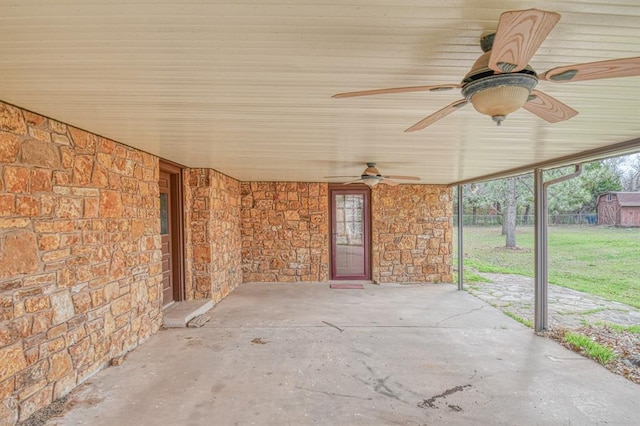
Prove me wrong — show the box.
[0,102,163,423]
[240,182,452,284]
[0,102,453,423]
[184,169,242,302]
[371,184,453,283]
[240,182,330,282]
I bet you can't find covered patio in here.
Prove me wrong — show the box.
[45,283,638,425]
[1,1,640,423]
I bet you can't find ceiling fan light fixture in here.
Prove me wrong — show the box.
[461,74,538,125]
[362,175,379,187]
[470,85,531,125]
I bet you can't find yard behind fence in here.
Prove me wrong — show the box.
[453,214,598,226]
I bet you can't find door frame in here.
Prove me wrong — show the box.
[159,160,185,303]
[329,184,371,280]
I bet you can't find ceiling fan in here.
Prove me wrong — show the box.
[333,8,640,130]
[324,163,421,187]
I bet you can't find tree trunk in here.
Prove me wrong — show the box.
[523,204,530,225]
[496,202,505,234]
[505,177,517,248]
[501,203,508,235]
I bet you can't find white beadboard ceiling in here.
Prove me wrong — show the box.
[1,0,639,184]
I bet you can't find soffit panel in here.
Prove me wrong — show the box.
[1,0,639,183]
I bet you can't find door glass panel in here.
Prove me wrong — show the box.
[160,193,169,235]
[335,193,365,277]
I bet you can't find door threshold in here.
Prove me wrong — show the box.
[163,300,213,328]
[328,280,375,285]
[330,283,365,289]
[162,300,176,310]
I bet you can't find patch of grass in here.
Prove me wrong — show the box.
[503,311,533,328]
[463,258,514,274]
[453,226,640,309]
[463,286,484,299]
[557,307,606,316]
[579,307,608,316]
[453,270,491,284]
[563,332,616,364]
[595,323,640,334]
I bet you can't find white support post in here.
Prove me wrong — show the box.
[457,185,464,291]
[534,165,582,332]
[534,169,546,332]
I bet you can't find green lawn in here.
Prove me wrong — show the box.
[454,226,640,309]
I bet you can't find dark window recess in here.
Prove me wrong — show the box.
[160,193,169,234]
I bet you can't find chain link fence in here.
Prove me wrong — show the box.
[453,214,597,226]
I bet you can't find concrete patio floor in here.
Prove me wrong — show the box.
[46,283,638,426]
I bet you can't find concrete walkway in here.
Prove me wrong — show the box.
[43,283,638,425]
[466,273,640,329]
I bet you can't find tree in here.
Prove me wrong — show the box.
[618,154,640,191]
[474,176,525,247]
[543,162,621,222]
[464,183,489,225]
[459,156,627,246]
[578,161,622,211]
[504,177,517,247]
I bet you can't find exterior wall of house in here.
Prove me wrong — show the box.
[240,182,330,282]
[372,184,453,283]
[240,182,453,284]
[0,102,163,423]
[184,169,242,301]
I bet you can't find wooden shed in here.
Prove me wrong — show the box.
[596,192,640,227]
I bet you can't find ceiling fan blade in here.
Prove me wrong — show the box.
[404,99,467,132]
[522,90,578,123]
[540,57,640,83]
[343,178,365,185]
[489,9,560,73]
[379,178,399,186]
[384,175,421,181]
[332,84,459,99]
[323,175,359,179]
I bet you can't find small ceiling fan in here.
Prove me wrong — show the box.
[324,163,421,187]
[333,8,640,130]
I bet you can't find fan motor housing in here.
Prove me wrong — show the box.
[461,73,538,101]
[462,51,538,85]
